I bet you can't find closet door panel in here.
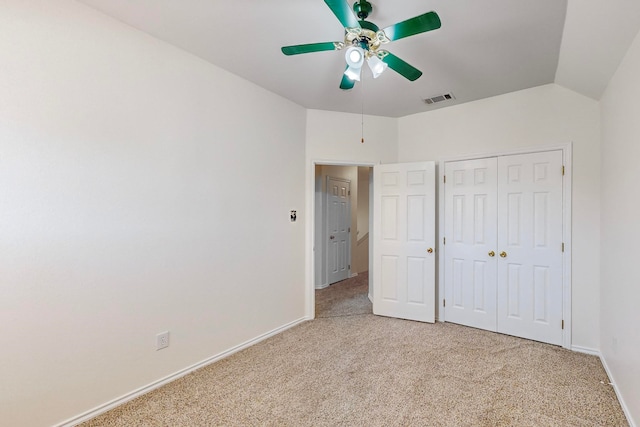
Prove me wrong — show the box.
[444,158,498,330]
[496,151,564,345]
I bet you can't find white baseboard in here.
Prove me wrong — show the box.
[571,345,600,356]
[600,354,636,427]
[56,317,308,427]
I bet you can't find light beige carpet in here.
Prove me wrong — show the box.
[315,272,372,318]
[82,273,628,426]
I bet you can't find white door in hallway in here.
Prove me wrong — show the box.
[496,151,564,345]
[373,162,436,322]
[327,177,350,285]
[443,158,499,331]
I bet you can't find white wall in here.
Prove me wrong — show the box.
[398,84,601,351]
[306,110,398,165]
[305,110,397,314]
[356,167,371,241]
[0,2,306,426]
[600,28,640,426]
[354,166,371,274]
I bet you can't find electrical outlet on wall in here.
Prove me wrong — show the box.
[156,331,170,351]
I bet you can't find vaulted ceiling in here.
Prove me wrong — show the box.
[78,0,640,118]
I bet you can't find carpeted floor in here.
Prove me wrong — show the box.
[315,272,372,318]
[82,273,628,426]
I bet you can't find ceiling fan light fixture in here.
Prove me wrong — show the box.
[345,46,364,67]
[344,46,365,81]
[344,66,362,81]
[367,54,388,78]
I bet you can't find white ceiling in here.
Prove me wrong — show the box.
[75,0,638,118]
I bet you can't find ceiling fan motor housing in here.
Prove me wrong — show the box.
[346,20,380,52]
[353,0,372,20]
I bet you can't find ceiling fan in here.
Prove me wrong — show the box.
[281,0,441,90]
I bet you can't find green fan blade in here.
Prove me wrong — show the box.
[380,51,423,81]
[281,42,340,56]
[340,67,356,90]
[324,0,361,29]
[382,11,441,42]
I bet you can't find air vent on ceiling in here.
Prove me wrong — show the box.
[423,92,455,105]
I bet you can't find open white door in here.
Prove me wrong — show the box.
[373,162,436,322]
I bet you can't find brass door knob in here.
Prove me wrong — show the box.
[427,248,434,254]
[500,251,507,258]
[488,251,495,257]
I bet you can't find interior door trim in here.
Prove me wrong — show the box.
[437,143,573,349]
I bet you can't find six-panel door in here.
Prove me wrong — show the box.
[443,150,564,345]
[373,162,436,322]
[327,177,350,285]
[444,158,499,331]
[496,151,564,345]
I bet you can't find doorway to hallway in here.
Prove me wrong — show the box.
[314,164,372,290]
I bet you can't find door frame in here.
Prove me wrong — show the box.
[307,160,377,319]
[325,175,352,286]
[437,143,573,349]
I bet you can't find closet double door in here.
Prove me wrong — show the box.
[443,150,564,345]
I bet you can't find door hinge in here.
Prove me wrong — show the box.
[443,299,446,307]
[562,166,565,176]
[562,242,565,252]
[348,264,351,269]
[348,190,351,196]
[443,175,446,184]
[562,320,565,330]
[348,227,351,233]
[443,237,446,245]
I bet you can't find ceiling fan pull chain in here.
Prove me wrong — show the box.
[361,75,365,143]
